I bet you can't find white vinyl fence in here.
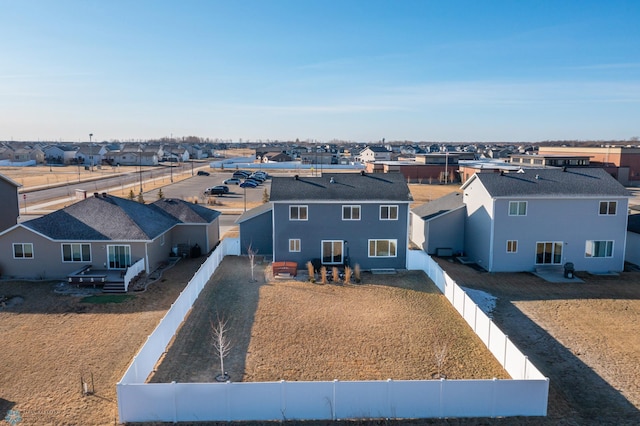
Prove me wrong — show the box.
[123,258,145,292]
[117,245,548,423]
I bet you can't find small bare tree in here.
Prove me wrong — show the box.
[211,315,232,382]
[433,341,448,379]
[248,243,258,282]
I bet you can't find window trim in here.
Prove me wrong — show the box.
[289,238,301,253]
[506,240,518,253]
[585,240,614,258]
[13,243,34,259]
[342,205,361,221]
[289,205,308,221]
[508,201,527,216]
[321,240,344,265]
[380,205,399,221]
[599,201,617,216]
[368,239,398,258]
[61,243,92,263]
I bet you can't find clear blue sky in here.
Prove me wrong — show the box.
[1,0,639,143]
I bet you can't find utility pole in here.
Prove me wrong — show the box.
[89,133,93,171]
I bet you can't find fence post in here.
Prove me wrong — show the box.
[503,335,509,367]
[281,380,286,421]
[172,381,177,423]
[333,379,338,420]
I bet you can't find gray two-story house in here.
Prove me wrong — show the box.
[268,172,412,270]
[413,168,630,273]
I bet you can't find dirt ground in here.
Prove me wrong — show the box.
[0,256,205,426]
[150,257,508,384]
[2,253,640,425]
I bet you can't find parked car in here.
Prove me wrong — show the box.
[244,177,262,186]
[223,177,241,185]
[240,180,258,188]
[233,170,251,179]
[249,173,265,182]
[204,185,229,196]
[197,170,210,176]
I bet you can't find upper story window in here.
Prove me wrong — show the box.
[62,243,91,262]
[342,205,361,220]
[289,205,308,221]
[13,243,34,259]
[508,201,527,216]
[380,205,398,220]
[599,201,617,215]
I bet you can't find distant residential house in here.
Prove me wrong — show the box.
[411,168,630,273]
[44,145,79,164]
[263,152,292,163]
[75,146,103,167]
[0,194,220,282]
[0,174,21,233]
[358,146,392,163]
[250,172,412,270]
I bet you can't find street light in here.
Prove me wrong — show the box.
[89,133,93,172]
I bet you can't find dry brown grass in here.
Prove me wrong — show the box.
[150,257,509,383]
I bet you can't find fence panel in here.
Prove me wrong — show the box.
[441,380,494,418]
[493,379,549,416]
[335,381,390,419]
[174,383,229,422]
[117,384,175,422]
[228,382,283,421]
[387,380,441,419]
[282,381,334,420]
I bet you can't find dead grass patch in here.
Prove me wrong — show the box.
[150,257,508,383]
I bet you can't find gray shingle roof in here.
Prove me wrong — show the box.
[235,202,273,224]
[24,195,177,240]
[466,168,630,197]
[152,198,220,223]
[412,192,464,220]
[270,172,412,202]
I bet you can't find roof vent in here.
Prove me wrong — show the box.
[330,177,335,183]
[102,192,107,197]
[93,192,99,197]
[535,174,539,180]
[360,170,366,176]
[517,168,525,174]
[294,174,299,180]
[500,170,505,176]
[563,166,567,172]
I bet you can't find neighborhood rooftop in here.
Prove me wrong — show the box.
[269,172,413,202]
[22,195,201,241]
[465,168,631,197]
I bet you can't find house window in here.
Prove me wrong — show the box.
[536,241,563,265]
[13,243,33,259]
[380,205,398,220]
[599,201,617,215]
[290,205,308,221]
[322,240,343,264]
[585,240,613,258]
[107,245,131,269]
[342,205,361,220]
[289,239,301,252]
[369,239,397,257]
[62,243,91,262]
[509,201,527,216]
[506,240,518,253]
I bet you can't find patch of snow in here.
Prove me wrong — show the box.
[461,287,497,318]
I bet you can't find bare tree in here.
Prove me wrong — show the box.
[211,315,232,381]
[248,243,258,282]
[433,341,448,379]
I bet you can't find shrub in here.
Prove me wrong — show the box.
[354,264,361,283]
[343,266,352,284]
[332,266,339,283]
[320,266,327,285]
[306,261,315,282]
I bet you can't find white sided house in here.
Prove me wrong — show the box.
[412,168,630,273]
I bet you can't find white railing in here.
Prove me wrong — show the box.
[123,258,145,292]
[117,244,548,423]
